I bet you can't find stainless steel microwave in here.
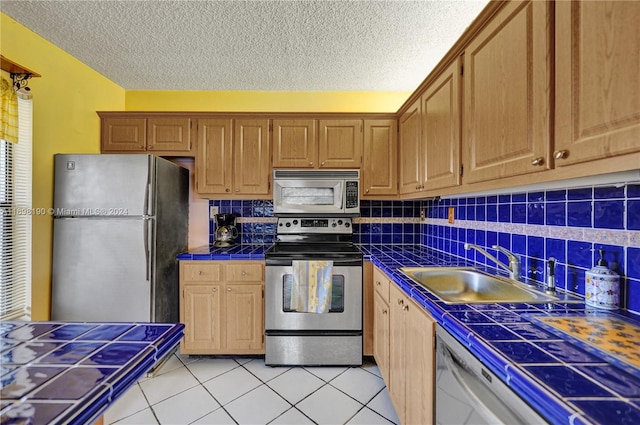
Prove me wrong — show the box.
[273,169,360,216]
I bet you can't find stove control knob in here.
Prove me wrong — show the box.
[278,222,283,227]
[285,222,291,227]
[345,222,351,228]
[332,222,337,228]
[293,220,298,225]
[338,220,343,225]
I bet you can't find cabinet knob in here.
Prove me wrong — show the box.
[365,189,370,193]
[235,188,239,192]
[225,188,230,192]
[212,288,217,292]
[309,162,313,166]
[148,145,154,150]
[321,161,325,166]
[554,150,569,159]
[138,145,144,150]
[241,271,247,276]
[198,271,203,275]
[531,157,544,166]
[382,309,388,315]
[227,287,232,292]
[403,305,409,311]
[397,299,404,306]
[375,281,381,286]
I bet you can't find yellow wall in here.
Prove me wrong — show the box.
[1,14,126,320]
[126,90,409,112]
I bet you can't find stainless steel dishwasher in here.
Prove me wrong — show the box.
[435,325,547,424]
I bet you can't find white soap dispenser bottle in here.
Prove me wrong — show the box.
[585,249,620,310]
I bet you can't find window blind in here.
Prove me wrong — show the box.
[0,96,32,320]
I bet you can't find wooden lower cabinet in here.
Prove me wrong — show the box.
[375,268,435,425]
[373,266,391,384]
[179,261,264,355]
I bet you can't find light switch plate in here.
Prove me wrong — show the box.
[210,206,219,218]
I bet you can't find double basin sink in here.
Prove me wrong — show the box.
[400,267,582,304]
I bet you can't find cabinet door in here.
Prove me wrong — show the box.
[101,118,146,152]
[399,99,422,194]
[182,284,222,352]
[363,119,398,196]
[196,119,233,195]
[463,0,551,183]
[422,59,461,191]
[234,119,271,195]
[373,291,390,385]
[405,299,435,425]
[272,119,317,168]
[225,283,264,351]
[147,118,192,153]
[318,120,363,168]
[554,1,640,167]
[388,283,407,424]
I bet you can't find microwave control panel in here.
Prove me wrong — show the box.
[345,181,359,209]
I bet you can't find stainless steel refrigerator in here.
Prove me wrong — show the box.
[51,154,189,323]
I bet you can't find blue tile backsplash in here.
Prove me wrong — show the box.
[208,183,640,315]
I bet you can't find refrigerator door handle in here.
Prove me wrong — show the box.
[144,156,152,216]
[144,218,152,282]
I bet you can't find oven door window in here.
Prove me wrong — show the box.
[282,274,344,313]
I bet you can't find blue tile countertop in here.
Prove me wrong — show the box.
[0,321,184,425]
[177,243,270,261]
[176,242,640,423]
[361,244,640,425]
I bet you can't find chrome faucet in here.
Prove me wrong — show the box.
[464,243,521,282]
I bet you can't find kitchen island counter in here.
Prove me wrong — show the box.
[0,321,184,425]
[362,244,640,425]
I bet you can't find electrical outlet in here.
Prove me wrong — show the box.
[209,206,219,218]
[448,207,455,224]
[420,208,425,221]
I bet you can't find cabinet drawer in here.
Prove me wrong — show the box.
[224,263,263,281]
[182,263,222,281]
[373,267,390,304]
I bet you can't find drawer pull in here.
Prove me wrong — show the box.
[241,271,247,276]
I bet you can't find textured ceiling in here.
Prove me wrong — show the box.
[2,0,489,91]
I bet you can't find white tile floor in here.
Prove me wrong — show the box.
[105,352,399,425]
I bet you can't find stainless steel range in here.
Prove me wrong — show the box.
[265,217,363,366]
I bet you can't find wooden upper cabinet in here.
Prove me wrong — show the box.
[399,99,422,195]
[422,58,461,191]
[463,0,552,184]
[196,119,270,198]
[272,119,318,168]
[196,119,233,195]
[363,119,398,197]
[234,119,271,195]
[100,116,193,155]
[318,119,363,168]
[554,1,640,167]
[147,118,192,153]
[101,118,146,152]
